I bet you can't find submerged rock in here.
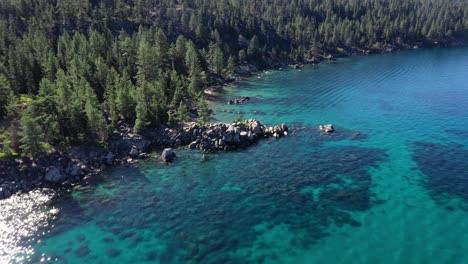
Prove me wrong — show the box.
[107,248,121,258]
[228,97,251,105]
[161,148,176,162]
[75,245,90,258]
[0,117,289,200]
[319,124,335,134]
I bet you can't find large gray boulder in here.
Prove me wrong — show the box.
[129,146,139,157]
[224,125,241,144]
[188,141,198,150]
[161,148,176,162]
[45,166,65,183]
[249,120,264,136]
[184,122,199,135]
[280,124,288,132]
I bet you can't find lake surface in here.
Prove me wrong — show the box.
[2,47,468,264]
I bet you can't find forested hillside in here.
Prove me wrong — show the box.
[0,0,467,158]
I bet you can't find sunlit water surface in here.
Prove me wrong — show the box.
[2,48,468,263]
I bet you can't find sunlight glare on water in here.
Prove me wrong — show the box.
[0,190,58,263]
[1,48,468,263]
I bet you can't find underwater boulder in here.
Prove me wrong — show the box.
[319,124,335,134]
[161,148,176,162]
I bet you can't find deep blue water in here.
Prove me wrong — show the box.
[2,47,468,263]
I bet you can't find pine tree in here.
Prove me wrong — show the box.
[169,69,185,108]
[210,43,224,74]
[104,69,119,128]
[227,56,236,75]
[197,95,210,126]
[147,80,167,126]
[177,102,190,123]
[0,0,465,157]
[189,12,198,33]
[20,111,47,157]
[115,71,136,122]
[93,56,109,100]
[239,49,246,63]
[247,35,259,59]
[83,83,107,141]
[173,36,187,73]
[54,70,84,139]
[43,50,59,81]
[186,41,203,97]
[0,74,13,120]
[134,82,150,132]
[136,32,158,83]
[155,28,170,71]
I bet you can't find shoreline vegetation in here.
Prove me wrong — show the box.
[0,43,464,201]
[0,117,289,200]
[1,0,468,199]
[202,40,468,99]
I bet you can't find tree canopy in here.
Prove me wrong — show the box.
[0,0,467,157]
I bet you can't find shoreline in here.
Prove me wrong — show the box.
[204,40,468,98]
[203,39,468,101]
[1,42,467,200]
[0,119,289,200]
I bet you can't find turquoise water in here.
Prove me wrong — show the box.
[3,48,468,263]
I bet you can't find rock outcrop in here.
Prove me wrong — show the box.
[180,119,288,152]
[319,124,335,134]
[0,118,289,200]
[161,148,176,162]
[227,96,251,105]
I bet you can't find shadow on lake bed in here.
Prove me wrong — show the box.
[19,126,388,263]
[413,141,468,208]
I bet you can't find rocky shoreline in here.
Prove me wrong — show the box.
[0,119,288,200]
[1,40,465,200]
[227,40,467,81]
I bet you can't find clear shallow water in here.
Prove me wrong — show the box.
[3,48,468,263]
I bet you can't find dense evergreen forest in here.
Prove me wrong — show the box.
[0,0,467,158]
